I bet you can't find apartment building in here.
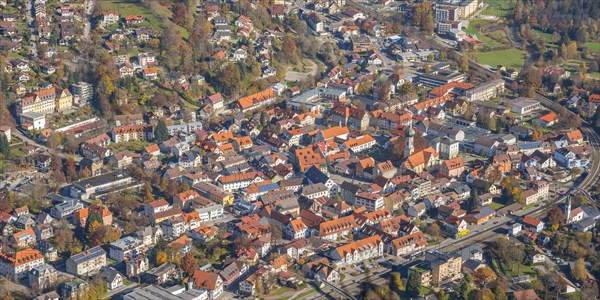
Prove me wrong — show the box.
[111,125,154,143]
[343,134,376,153]
[0,249,45,280]
[16,86,73,115]
[410,250,463,287]
[66,246,107,276]
[71,82,93,105]
[237,88,276,113]
[217,172,263,193]
[316,215,358,240]
[109,236,144,261]
[354,192,384,211]
[330,235,384,265]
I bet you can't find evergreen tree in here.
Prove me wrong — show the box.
[154,119,169,143]
[0,134,9,158]
[592,106,600,129]
[469,189,479,212]
[406,272,421,297]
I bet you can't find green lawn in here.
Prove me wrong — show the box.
[269,287,293,296]
[502,261,537,277]
[474,49,526,70]
[482,0,515,17]
[489,201,505,210]
[585,41,600,52]
[109,140,150,152]
[292,288,317,300]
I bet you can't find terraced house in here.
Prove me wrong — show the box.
[329,235,384,265]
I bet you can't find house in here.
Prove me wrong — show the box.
[304,165,338,195]
[102,12,120,25]
[10,228,37,247]
[464,206,495,225]
[512,289,540,300]
[522,216,544,232]
[66,246,107,276]
[532,112,558,127]
[29,264,57,292]
[330,106,369,131]
[439,157,464,178]
[144,262,180,285]
[284,219,309,240]
[303,257,340,283]
[102,268,123,290]
[142,68,158,80]
[190,270,224,300]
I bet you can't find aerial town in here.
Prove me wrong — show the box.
[0,0,599,299]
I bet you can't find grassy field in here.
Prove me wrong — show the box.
[100,0,189,38]
[585,41,600,52]
[532,29,557,43]
[482,0,515,17]
[474,49,526,69]
[465,20,510,49]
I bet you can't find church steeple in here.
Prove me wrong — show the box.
[404,123,415,159]
[565,196,572,224]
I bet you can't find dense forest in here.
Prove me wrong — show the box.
[513,0,599,44]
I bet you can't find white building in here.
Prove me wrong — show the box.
[329,235,384,266]
[109,237,144,261]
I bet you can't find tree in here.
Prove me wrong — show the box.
[156,251,168,265]
[473,267,497,287]
[493,286,507,300]
[406,272,421,297]
[424,222,442,240]
[452,274,474,300]
[572,258,587,282]
[469,189,479,212]
[389,272,404,293]
[171,2,188,27]
[66,156,77,182]
[255,276,264,296]
[546,207,565,227]
[487,116,497,132]
[0,134,9,158]
[182,252,198,275]
[154,119,169,143]
[143,182,155,203]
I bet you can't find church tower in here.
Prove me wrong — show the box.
[404,123,415,159]
[564,196,572,224]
